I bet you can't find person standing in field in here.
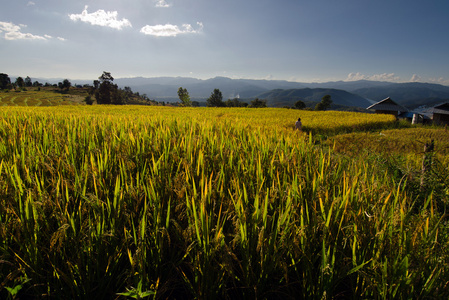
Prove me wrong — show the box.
[295,117,302,130]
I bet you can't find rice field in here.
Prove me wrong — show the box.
[0,105,448,299]
[330,127,449,162]
[0,90,82,106]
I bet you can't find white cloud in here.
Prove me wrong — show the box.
[345,72,366,81]
[0,21,46,40]
[0,21,66,41]
[346,72,401,82]
[69,5,132,30]
[429,77,449,86]
[57,37,66,41]
[370,73,401,81]
[155,0,171,8]
[27,1,35,6]
[140,22,203,37]
[410,74,422,82]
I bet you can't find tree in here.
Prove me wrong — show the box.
[294,100,306,109]
[124,86,133,95]
[249,98,267,108]
[314,102,325,111]
[207,89,224,107]
[177,87,191,107]
[315,94,332,111]
[84,95,94,105]
[321,95,332,110]
[94,72,123,104]
[25,76,32,87]
[225,98,247,107]
[62,79,71,90]
[58,79,71,91]
[15,77,25,88]
[99,71,114,83]
[0,73,11,89]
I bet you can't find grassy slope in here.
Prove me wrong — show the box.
[0,88,85,106]
[330,127,449,161]
[0,105,448,299]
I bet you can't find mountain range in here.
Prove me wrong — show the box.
[22,75,449,109]
[112,77,449,109]
[256,88,371,108]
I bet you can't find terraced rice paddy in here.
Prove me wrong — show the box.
[0,90,81,106]
[0,104,448,299]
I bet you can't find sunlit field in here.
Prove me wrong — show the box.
[0,90,82,106]
[1,105,448,299]
[330,128,449,165]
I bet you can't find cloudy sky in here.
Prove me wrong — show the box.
[1,0,449,84]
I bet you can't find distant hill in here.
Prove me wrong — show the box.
[353,82,449,108]
[114,77,449,109]
[256,88,372,108]
[114,76,306,99]
[303,80,395,92]
[20,75,449,109]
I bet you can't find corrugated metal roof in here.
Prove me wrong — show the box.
[366,97,409,112]
[428,108,449,115]
[422,102,449,115]
[434,102,449,111]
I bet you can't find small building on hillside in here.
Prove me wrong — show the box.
[366,97,409,117]
[426,102,449,125]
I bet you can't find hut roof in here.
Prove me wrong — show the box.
[366,97,409,112]
[429,102,449,115]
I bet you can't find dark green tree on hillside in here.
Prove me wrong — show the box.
[124,86,133,95]
[93,80,100,90]
[295,100,306,109]
[15,77,25,88]
[225,98,248,107]
[95,72,123,104]
[207,88,224,107]
[177,87,191,107]
[249,98,267,108]
[0,73,11,89]
[62,79,71,90]
[315,94,332,111]
[58,79,71,91]
[25,76,32,87]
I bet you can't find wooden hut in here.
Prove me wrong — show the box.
[366,97,409,117]
[427,102,449,125]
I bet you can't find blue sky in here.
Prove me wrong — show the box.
[1,0,449,85]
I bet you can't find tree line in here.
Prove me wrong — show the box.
[0,72,155,105]
[179,86,332,110]
[291,94,332,111]
[2,72,332,109]
[178,87,268,108]
[0,73,75,91]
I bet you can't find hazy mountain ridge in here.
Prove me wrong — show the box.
[113,77,449,108]
[17,75,449,108]
[115,76,307,99]
[256,88,372,108]
[353,82,449,107]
